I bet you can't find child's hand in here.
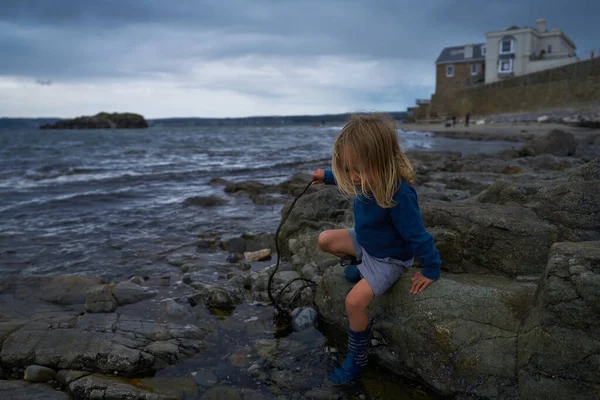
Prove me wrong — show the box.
[410,271,433,294]
[312,169,325,184]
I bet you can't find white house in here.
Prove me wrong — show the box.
[485,18,578,84]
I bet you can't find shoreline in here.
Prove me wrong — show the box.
[400,122,600,142]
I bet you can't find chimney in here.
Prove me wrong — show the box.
[464,44,474,59]
[536,17,547,33]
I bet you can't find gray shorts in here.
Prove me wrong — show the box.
[348,229,413,296]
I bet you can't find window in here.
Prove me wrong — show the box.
[471,64,478,75]
[499,59,513,73]
[446,64,454,77]
[547,44,552,54]
[500,39,514,54]
[481,45,486,56]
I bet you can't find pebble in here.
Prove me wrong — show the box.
[24,365,56,383]
[292,307,318,331]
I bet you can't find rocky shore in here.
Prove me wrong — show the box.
[1,128,598,399]
[40,112,148,129]
[279,129,600,399]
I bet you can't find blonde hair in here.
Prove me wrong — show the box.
[331,114,414,208]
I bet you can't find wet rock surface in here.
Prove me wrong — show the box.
[1,130,597,399]
[278,136,600,399]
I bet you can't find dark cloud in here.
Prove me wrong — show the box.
[0,0,598,117]
[2,0,597,81]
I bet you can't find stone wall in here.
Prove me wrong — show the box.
[430,58,600,118]
[435,63,473,99]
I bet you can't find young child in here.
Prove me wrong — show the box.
[312,114,441,386]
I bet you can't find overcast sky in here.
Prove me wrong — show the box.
[1,0,598,118]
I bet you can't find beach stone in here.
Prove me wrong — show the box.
[56,370,91,385]
[84,284,118,313]
[145,341,182,364]
[300,263,318,280]
[226,252,242,263]
[521,129,577,156]
[112,281,157,305]
[163,298,191,318]
[182,274,192,284]
[191,283,240,310]
[136,375,199,399]
[183,195,227,207]
[24,365,57,382]
[128,275,146,285]
[193,369,218,387]
[254,339,277,358]
[200,385,242,400]
[244,248,271,262]
[292,307,317,331]
[0,380,69,400]
[239,262,251,271]
[224,180,269,195]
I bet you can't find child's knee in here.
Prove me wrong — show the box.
[345,292,369,314]
[318,230,333,252]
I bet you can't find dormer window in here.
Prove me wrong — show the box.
[481,45,486,56]
[500,38,515,54]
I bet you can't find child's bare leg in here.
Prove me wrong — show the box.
[345,278,375,331]
[318,229,356,258]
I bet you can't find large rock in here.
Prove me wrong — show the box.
[475,160,600,241]
[40,112,148,130]
[84,284,118,313]
[316,266,537,398]
[0,380,69,400]
[421,202,558,276]
[1,328,156,375]
[520,129,577,156]
[0,276,103,306]
[0,276,211,378]
[24,365,57,382]
[112,281,158,305]
[68,374,180,400]
[518,241,600,399]
[278,186,352,271]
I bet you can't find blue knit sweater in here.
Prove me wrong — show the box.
[324,169,441,280]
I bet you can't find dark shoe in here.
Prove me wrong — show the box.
[328,319,373,385]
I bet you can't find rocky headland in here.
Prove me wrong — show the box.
[40,112,148,130]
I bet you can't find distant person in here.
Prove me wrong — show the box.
[465,112,471,127]
[308,114,441,394]
[452,115,456,126]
